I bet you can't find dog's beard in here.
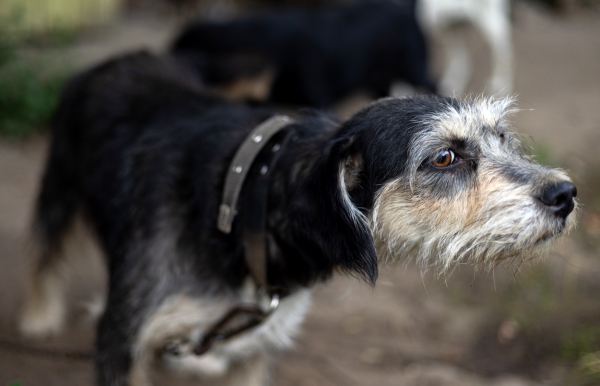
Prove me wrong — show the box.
[370,174,578,274]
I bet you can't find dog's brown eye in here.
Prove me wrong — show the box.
[432,150,456,168]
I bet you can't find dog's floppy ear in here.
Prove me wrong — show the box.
[291,136,378,285]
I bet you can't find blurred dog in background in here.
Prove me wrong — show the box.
[169,0,514,102]
[171,0,436,107]
[417,0,513,96]
[19,50,575,385]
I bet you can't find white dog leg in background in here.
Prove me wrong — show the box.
[416,0,513,96]
[438,27,471,96]
[474,0,513,95]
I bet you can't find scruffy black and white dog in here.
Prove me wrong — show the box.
[20,52,576,386]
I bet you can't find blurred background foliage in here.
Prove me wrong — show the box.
[0,0,600,140]
[0,0,598,140]
[0,13,74,138]
[0,0,122,138]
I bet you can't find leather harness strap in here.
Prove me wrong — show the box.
[186,115,295,356]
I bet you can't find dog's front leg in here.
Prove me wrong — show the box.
[96,311,134,385]
[95,283,153,386]
[95,300,138,386]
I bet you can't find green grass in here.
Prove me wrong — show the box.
[0,18,73,139]
[498,266,557,331]
[0,59,69,138]
[563,349,600,386]
[561,326,600,362]
[578,351,600,383]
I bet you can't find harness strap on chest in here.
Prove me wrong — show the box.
[173,115,296,357]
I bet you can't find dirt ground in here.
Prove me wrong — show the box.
[1,3,600,386]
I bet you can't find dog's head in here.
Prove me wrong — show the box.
[298,95,577,284]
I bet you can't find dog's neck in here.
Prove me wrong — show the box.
[261,114,378,291]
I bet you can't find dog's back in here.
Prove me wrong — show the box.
[34,53,209,250]
[33,52,283,267]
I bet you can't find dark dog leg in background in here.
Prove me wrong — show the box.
[19,104,82,337]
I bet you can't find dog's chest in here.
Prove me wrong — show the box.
[221,288,313,356]
[136,286,313,368]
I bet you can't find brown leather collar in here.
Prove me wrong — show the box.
[218,115,292,234]
[217,115,295,290]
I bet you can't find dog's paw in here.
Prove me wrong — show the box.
[19,292,66,338]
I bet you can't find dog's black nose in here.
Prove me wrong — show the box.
[539,181,577,219]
